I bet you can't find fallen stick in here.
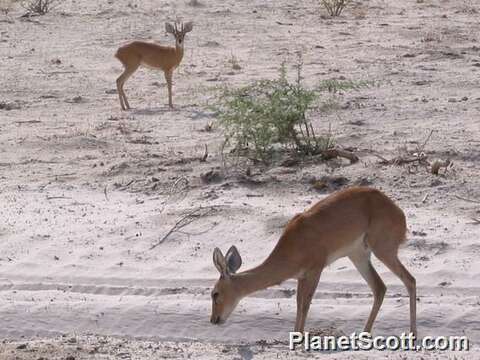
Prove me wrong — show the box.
[122,179,135,188]
[393,153,428,165]
[104,185,109,201]
[150,206,217,249]
[372,153,390,164]
[246,194,264,198]
[15,120,42,124]
[469,218,480,225]
[418,129,435,153]
[46,196,72,200]
[421,193,429,204]
[176,222,218,236]
[455,195,480,204]
[200,144,208,162]
[46,172,76,177]
[321,148,359,164]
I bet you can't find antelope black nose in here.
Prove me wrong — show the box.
[211,316,220,324]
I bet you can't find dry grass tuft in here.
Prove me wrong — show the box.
[321,0,351,17]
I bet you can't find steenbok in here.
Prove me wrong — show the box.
[210,187,416,335]
[115,21,193,110]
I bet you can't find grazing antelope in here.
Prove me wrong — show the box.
[115,21,193,110]
[211,187,416,335]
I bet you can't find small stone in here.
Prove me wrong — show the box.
[200,170,223,184]
[280,158,299,167]
[414,80,429,86]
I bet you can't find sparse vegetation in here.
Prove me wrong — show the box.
[1,0,21,17]
[373,129,453,176]
[186,0,204,7]
[318,97,341,113]
[214,62,330,163]
[228,53,242,70]
[317,78,376,93]
[321,0,351,17]
[21,0,62,15]
[213,56,374,165]
[457,0,478,14]
[421,30,442,43]
[0,0,11,16]
[316,78,376,113]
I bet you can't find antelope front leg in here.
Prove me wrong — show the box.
[164,70,174,108]
[294,269,322,332]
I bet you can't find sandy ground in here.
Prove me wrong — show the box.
[0,0,479,358]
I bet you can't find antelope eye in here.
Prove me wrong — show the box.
[212,292,219,303]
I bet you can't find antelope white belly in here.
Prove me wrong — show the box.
[325,233,367,266]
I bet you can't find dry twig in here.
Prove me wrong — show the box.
[469,218,480,225]
[455,195,480,204]
[417,129,435,154]
[150,206,217,249]
[200,144,208,162]
[321,148,359,163]
[421,193,429,204]
[374,130,434,168]
[46,196,71,200]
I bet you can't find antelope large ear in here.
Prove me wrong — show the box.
[183,21,193,33]
[225,245,242,274]
[165,22,175,34]
[213,247,228,277]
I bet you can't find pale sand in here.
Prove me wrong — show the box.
[0,0,479,358]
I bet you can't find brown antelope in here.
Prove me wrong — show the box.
[210,187,416,335]
[114,21,193,110]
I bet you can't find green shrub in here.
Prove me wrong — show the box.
[214,64,331,163]
[213,61,374,165]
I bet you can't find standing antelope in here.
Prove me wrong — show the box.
[210,187,416,335]
[115,21,193,110]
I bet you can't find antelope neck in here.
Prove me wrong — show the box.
[175,44,184,60]
[232,257,296,297]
